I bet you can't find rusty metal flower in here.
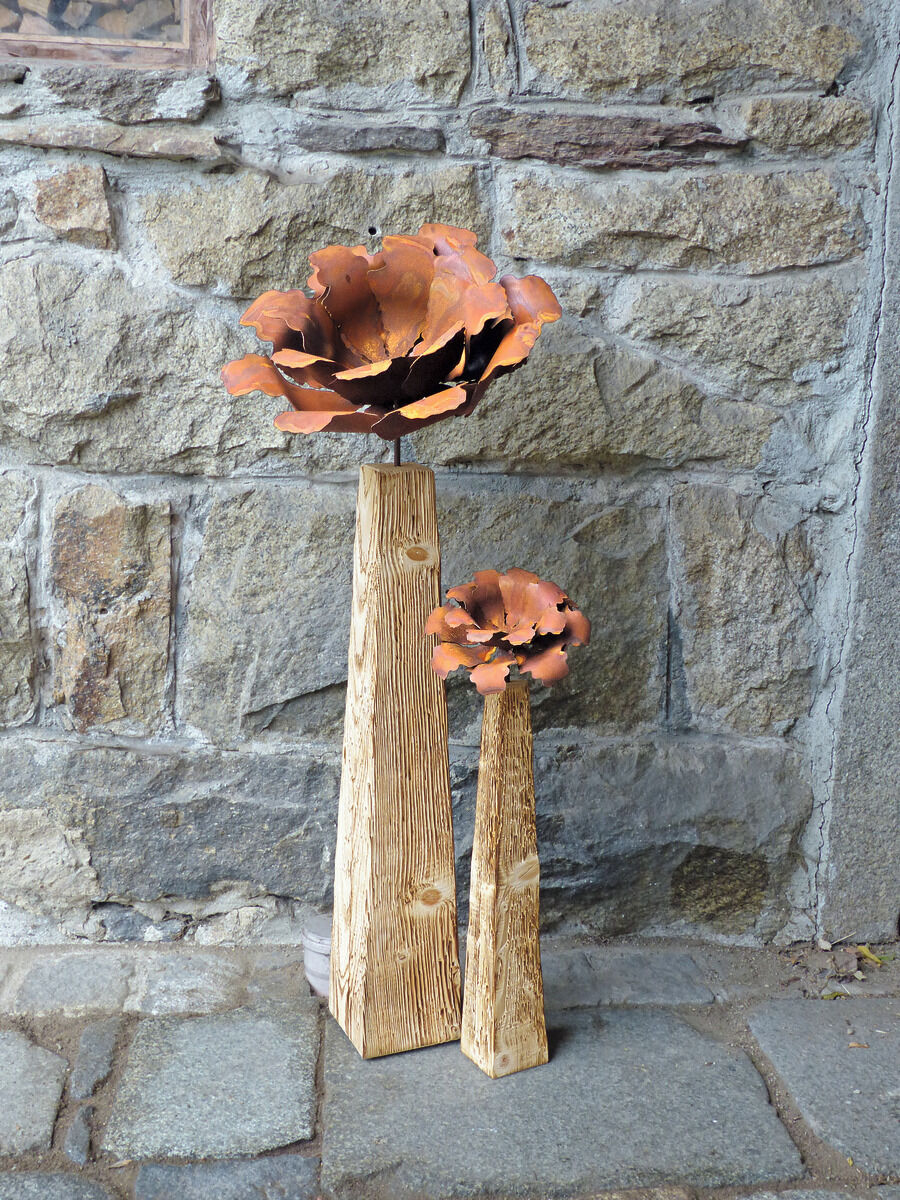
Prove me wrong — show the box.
[425,568,590,695]
[221,224,561,440]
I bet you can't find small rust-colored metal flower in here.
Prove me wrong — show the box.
[221,224,561,440]
[425,568,590,695]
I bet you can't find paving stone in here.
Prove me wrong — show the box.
[0,1031,67,1154]
[749,999,900,1174]
[746,1193,867,1200]
[10,951,132,1015]
[542,946,714,1010]
[103,1000,319,1158]
[70,1017,121,1100]
[126,952,246,1015]
[0,1178,112,1200]
[322,1008,802,1197]
[63,1104,93,1165]
[135,1156,319,1199]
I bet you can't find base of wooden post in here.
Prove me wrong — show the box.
[330,464,462,1059]
[461,678,548,1078]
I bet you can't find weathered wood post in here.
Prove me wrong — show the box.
[330,463,462,1058]
[461,677,548,1078]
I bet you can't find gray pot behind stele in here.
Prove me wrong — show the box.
[301,912,331,998]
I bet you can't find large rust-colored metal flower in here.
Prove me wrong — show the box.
[221,224,561,440]
[425,568,590,695]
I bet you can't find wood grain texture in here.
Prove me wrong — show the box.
[330,463,461,1058]
[461,678,548,1078]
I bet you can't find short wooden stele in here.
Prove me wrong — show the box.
[330,463,462,1058]
[461,678,548,1078]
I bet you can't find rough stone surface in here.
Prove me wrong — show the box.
[214,0,470,101]
[50,485,171,735]
[34,165,115,249]
[10,952,132,1015]
[670,485,819,736]
[0,253,382,475]
[135,1157,320,1200]
[0,472,35,728]
[179,477,666,741]
[472,107,742,168]
[542,947,713,1010]
[0,738,341,912]
[286,112,444,154]
[498,166,864,273]
[127,952,246,1015]
[178,484,354,743]
[0,1178,112,1200]
[450,734,812,936]
[63,1104,93,1165]
[521,0,864,101]
[140,164,487,295]
[740,96,872,152]
[70,1017,122,1099]
[0,1031,67,1154]
[0,0,891,954]
[0,809,97,922]
[609,274,858,403]
[750,999,900,1174]
[322,1008,802,1197]
[2,949,252,1016]
[41,68,219,123]
[415,322,777,471]
[438,478,668,736]
[103,1001,319,1158]
[0,121,228,161]
[482,1,516,97]
[823,62,900,941]
[0,728,809,936]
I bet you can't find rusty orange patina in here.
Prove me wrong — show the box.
[425,568,590,695]
[221,224,561,439]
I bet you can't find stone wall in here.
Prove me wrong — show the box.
[0,0,897,946]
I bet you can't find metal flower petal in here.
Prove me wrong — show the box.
[425,568,590,693]
[222,225,560,441]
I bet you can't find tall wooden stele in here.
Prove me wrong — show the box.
[461,678,548,1078]
[330,463,462,1058]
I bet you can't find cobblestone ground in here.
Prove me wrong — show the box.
[0,940,897,1200]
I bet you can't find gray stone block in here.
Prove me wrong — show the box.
[126,952,245,1015]
[62,1105,93,1165]
[135,1156,319,1199]
[0,1177,112,1200]
[749,999,900,1173]
[541,946,713,1010]
[322,1008,802,1198]
[70,1018,121,1100]
[11,952,132,1015]
[103,1000,319,1159]
[0,1031,67,1154]
[0,727,811,938]
[451,733,812,938]
[822,43,900,941]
